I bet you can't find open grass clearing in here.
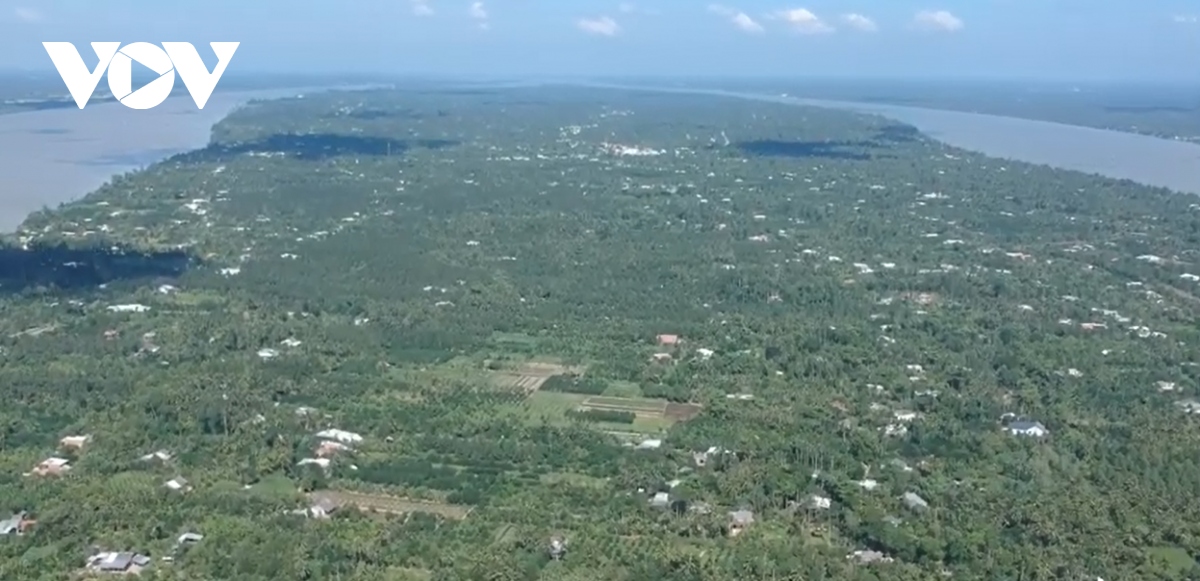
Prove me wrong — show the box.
[540,471,609,489]
[311,490,471,519]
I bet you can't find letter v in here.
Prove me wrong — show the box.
[43,42,121,109]
[163,42,240,109]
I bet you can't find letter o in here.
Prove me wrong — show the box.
[107,42,175,110]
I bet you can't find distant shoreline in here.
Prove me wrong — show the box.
[0,85,385,233]
[567,82,1200,197]
[3,81,1198,234]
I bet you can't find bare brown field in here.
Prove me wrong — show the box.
[664,402,704,421]
[311,490,472,519]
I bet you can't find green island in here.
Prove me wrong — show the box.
[3,86,1200,580]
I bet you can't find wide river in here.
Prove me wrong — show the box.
[574,82,1200,196]
[0,86,369,232]
[1,81,1199,232]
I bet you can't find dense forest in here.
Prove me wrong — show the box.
[3,86,1200,580]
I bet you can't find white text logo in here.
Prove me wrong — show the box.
[42,42,240,110]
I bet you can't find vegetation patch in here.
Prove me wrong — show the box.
[541,373,608,395]
[310,490,471,519]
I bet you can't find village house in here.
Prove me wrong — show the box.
[848,549,893,564]
[649,492,670,508]
[297,457,331,471]
[60,434,92,450]
[1007,420,1049,437]
[902,491,929,511]
[177,532,203,545]
[140,450,172,463]
[728,509,755,537]
[316,440,350,458]
[548,536,567,560]
[655,334,679,347]
[164,477,191,492]
[85,551,152,574]
[692,446,726,467]
[650,352,672,363]
[30,457,70,477]
[308,497,340,519]
[0,511,35,535]
[634,438,662,450]
[106,304,150,313]
[315,429,363,445]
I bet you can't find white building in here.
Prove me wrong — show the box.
[1007,420,1048,437]
[315,429,363,444]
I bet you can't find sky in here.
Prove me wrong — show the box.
[1,0,1198,82]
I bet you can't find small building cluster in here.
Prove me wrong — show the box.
[293,496,340,519]
[298,428,363,471]
[0,511,35,535]
[85,551,152,575]
[28,457,71,477]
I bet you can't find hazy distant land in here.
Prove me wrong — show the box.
[1,79,1199,232]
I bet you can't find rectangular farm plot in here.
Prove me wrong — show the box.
[664,402,704,422]
[489,360,587,396]
[491,373,550,395]
[311,490,471,519]
[524,392,701,433]
[578,396,668,418]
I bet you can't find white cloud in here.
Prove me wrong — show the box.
[732,13,764,33]
[1173,14,1198,24]
[772,8,834,34]
[468,2,489,29]
[411,0,433,16]
[708,4,764,34]
[617,3,659,16]
[914,10,963,32]
[578,16,620,36]
[13,7,42,22]
[841,13,877,32]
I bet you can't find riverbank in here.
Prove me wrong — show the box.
[568,82,1200,196]
[4,80,1198,233]
[0,85,383,232]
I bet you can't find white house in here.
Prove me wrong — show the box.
[106,304,150,313]
[315,429,363,444]
[635,439,662,450]
[1007,420,1048,437]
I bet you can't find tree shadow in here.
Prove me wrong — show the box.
[0,241,195,294]
[173,133,461,163]
[735,139,876,160]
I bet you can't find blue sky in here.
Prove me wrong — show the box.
[2,1,1198,81]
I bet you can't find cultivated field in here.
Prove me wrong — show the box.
[311,490,472,519]
[664,402,704,421]
[579,395,703,421]
[579,395,667,418]
[491,360,586,396]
